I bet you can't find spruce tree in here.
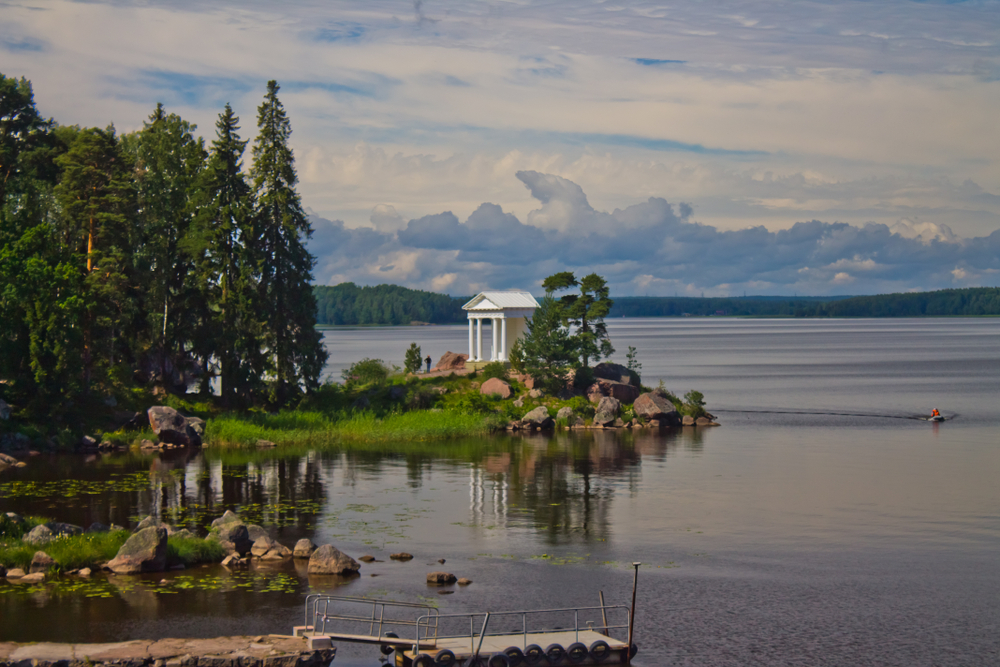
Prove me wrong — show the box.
[187,104,260,406]
[124,104,207,387]
[249,81,326,405]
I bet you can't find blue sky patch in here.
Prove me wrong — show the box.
[634,58,687,66]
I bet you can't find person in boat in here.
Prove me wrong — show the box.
[931,408,941,418]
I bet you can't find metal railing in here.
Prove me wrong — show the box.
[304,594,440,643]
[412,604,631,656]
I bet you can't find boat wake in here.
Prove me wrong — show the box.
[714,408,956,422]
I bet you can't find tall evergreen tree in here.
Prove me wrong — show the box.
[123,104,207,387]
[249,80,326,405]
[187,104,260,406]
[53,126,137,393]
[519,295,578,394]
[542,271,614,368]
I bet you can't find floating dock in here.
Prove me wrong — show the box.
[297,593,638,666]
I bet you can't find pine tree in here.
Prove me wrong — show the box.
[187,104,260,406]
[542,271,615,367]
[249,81,326,405]
[53,126,137,393]
[519,296,578,394]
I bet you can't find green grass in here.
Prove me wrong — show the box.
[0,530,131,571]
[167,535,226,566]
[0,530,226,571]
[205,407,492,447]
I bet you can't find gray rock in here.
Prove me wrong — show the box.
[170,528,196,540]
[682,415,695,426]
[210,522,252,556]
[86,522,110,533]
[359,555,376,562]
[432,351,468,372]
[23,524,53,545]
[458,577,472,585]
[528,388,543,399]
[185,417,206,438]
[19,572,44,583]
[556,407,575,421]
[390,552,413,560]
[246,524,268,542]
[6,568,26,579]
[134,515,157,532]
[108,526,168,574]
[521,406,553,428]
[147,406,201,446]
[308,545,361,575]
[593,362,641,388]
[263,544,292,560]
[293,538,318,558]
[30,551,56,574]
[633,392,680,424]
[480,378,512,399]
[426,571,457,584]
[78,435,98,450]
[0,452,19,468]
[78,567,92,577]
[211,510,242,528]
[513,397,524,408]
[251,536,277,557]
[593,396,622,426]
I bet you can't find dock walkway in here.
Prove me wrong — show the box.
[0,635,334,667]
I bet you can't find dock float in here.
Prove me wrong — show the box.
[0,635,335,667]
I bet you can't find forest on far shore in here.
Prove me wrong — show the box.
[313,285,1000,325]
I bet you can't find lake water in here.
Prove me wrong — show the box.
[2,318,998,666]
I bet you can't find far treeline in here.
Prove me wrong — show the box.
[314,283,464,325]
[314,285,1000,325]
[611,287,1000,317]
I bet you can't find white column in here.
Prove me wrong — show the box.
[476,318,483,361]
[500,317,507,361]
[468,318,474,359]
[491,317,499,361]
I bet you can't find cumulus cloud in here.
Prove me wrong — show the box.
[308,172,1000,296]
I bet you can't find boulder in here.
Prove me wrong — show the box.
[593,397,621,426]
[696,417,720,427]
[251,536,277,557]
[211,510,242,528]
[433,352,468,372]
[293,538,317,558]
[78,567,92,577]
[147,406,201,446]
[6,568,26,579]
[78,435,98,451]
[185,417,206,438]
[427,571,457,584]
[134,515,157,532]
[108,526,168,574]
[19,572,45,583]
[633,392,681,424]
[390,552,414,560]
[528,388,544,399]
[23,524,53,545]
[170,528,196,540]
[0,452,19,467]
[593,362,641,388]
[358,554,376,563]
[30,551,56,574]
[210,522,252,556]
[682,415,695,426]
[480,378,512,399]
[521,406,553,429]
[458,577,472,586]
[140,439,159,451]
[36,522,82,540]
[556,407,575,421]
[263,544,292,559]
[245,524,268,542]
[308,545,360,575]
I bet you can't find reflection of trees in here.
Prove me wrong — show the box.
[468,429,689,545]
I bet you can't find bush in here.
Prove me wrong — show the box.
[342,358,390,386]
[565,395,595,418]
[404,343,423,374]
[479,361,509,382]
[167,534,226,565]
[682,389,706,418]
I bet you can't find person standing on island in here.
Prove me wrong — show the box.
[425,355,432,373]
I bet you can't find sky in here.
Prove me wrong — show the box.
[4,0,1000,296]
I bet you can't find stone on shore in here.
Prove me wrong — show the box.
[251,536,276,557]
[23,524,53,545]
[593,362,641,388]
[293,538,317,558]
[682,415,695,426]
[86,522,110,533]
[633,392,681,424]
[19,572,45,583]
[390,552,413,560]
[209,523,252,556]
[308,545,360,575]
[521,406,553,429]
[358,555,376,562]
[108,526,168,574]
[246,524,268,542]
[78,568,92,577]
[556,407,575,421]
[30,551,56,574]
[147,406,202,447]
[480,378,512,399]
[593,397,622,426]
[134,515,157,532]
[6,568,26,579]
[211,510,241,528]
[696,417,720,426]
[458,577,472,585]
[427,571,457,584]
[433,351,468,372]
